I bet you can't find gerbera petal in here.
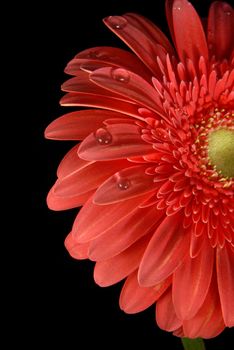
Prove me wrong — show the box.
[78,124,153,161]
[173,238,214,320]
[65,46,151,81]
[216,245,234,327]
[90,67,165,116]
[61,71,115,95]
[72,193,152,243]
[56,145,89,179]
[53,159,130,198]
[47,185,95,210]
[120,271,170,314]
[93,165,156,205]
[94,234,151,287]
[60,93,143,119]
[45,110,127,141]
[46,2,234,339]
[62,72,138,105]
[156,287,182,332]
[183,273,225,339]
[138,212,190,286]
[170,0,208,63]
[207,2,234,59]
[124,13,174,55]
[103,15,168,76]
[165,0,176,44]
[64,233,90,260]
[89,206,163,261]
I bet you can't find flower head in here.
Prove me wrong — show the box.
[45,0,234,339]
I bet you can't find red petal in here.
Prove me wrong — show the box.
[64,233,89,260]
[217,245,234,327]
[53,159,130,198]
[57,145,89,179]
[62,71,118,95]
[65,46,151,81]
[90,67,165,116]
[138,212,190,286]
[183,272,225,338]
[208,2,234,59]
[103,15,169,76]
[94,234,151,287]
[45,110,125,141]
[190,231,205,258]
[72,193,151,243]
[93,165,156,205]
[172,238,214,320]
[171,0,208,63]
[120,271,170,314]
[165,0,176,46]
[89,206,163,261]
[60,93,143,119]
[78,123,153,161]
[173,327,184,337]
[47,186,94,210]
[156,287,182,332]
[62,72,136,104]
[124,13,174,55]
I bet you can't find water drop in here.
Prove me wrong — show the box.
[116,176,130,190]
[86,50,110,60]
[86,51,99,59]
[173,5,181,10]
[95,128,112,145]
[111,68,130,83]
[107,16,127,30]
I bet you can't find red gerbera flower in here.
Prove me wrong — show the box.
[45,0,234,339]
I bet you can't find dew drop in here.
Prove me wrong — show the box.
[111,68,130,83]
[86,51,99,59]
[95,128,112,145]
[117,176,131,190]
[107,16,127,29]
[86,51,110,61]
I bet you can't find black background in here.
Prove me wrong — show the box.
[32,0,233,348]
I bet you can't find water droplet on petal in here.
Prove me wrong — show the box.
[86,51,99,59]
[116,176,130,190]
[86,50,110,60]
[107,16,127,29]
[111,68,130,83]
[173,5,181,10]
[95,128,112,145]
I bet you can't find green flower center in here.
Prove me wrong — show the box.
[208,128,234,178]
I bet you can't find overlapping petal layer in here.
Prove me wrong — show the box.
[46,0,234,338]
